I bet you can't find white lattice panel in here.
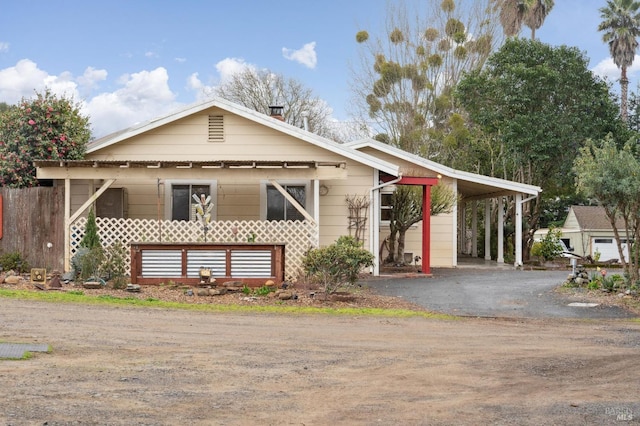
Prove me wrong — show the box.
[70,218,318,282]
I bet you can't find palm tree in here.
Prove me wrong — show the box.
[523,0,554,39]
[493,0,554,39]
[599,0,640,122]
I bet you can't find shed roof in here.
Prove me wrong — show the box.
[569,205,625,230]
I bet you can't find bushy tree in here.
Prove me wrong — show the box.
[0,89,90,187]
[352,0,503,158]
[574,134,640,284]
[530,226,563,261]
[455,39,628,258]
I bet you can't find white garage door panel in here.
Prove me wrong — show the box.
[592,238,629,261]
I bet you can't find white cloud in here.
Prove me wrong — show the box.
[85,67,180,138]
[174,57,186,63]
[282,42,317,69]
[0,59,80,104]
[186,58,257,101]
[591,54,640,84]
[76,67,108,95]
[215,57,253,83]
[0,42,8,53]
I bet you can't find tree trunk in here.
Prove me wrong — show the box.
[385,229,398,264]
[397,229,407,265]
[621,66,629,122]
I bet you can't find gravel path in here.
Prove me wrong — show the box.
[1,298,639,425]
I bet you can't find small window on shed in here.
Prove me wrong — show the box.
[208,115,224,142]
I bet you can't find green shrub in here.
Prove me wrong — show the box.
[102,241,127,289]
[0,251,29,272]
[530,226,563,261]
[302,235,374,294]
[80,207,100,249]
[74,246,105,282]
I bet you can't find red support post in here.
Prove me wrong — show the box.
[422,184,431,274]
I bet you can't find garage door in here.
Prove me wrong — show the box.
[592,238,629,262]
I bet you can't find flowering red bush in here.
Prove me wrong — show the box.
[0,89,91,187]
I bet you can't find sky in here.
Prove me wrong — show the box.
[1,0,638,140]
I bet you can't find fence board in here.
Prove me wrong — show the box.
[0,187,64,272]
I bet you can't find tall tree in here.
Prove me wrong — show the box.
[574,135,640,284]
[598,0,640,122]
[212,68,358,141]
[0,90,90,188]
[352,0,503,158]
[455,39,627,257]
[492,0,554,39]
[523,0,554,39]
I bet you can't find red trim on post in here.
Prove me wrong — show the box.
[397,176,439,186]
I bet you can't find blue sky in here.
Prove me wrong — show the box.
[0,0,637,139]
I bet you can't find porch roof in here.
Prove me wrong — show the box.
[34,159,349,181]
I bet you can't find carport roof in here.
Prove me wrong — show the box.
[345,139,542,200]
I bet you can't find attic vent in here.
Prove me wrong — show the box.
[208,115,224,142]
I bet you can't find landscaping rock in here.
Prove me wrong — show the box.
[222,280,244,288]
[277,290,294,300]
[4,275,22,284]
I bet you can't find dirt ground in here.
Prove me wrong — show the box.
[1,295,639,425]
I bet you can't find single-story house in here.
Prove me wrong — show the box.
[535,205,630,262]
[35,97,541,284]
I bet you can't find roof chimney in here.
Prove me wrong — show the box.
[269,105,284,121]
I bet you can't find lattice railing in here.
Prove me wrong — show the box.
[70,218,319,282]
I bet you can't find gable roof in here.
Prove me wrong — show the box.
[345,138,541,199]
[87,96,401,177]
[568,205,625,230]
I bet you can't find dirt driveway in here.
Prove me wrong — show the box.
[1,298,639,425]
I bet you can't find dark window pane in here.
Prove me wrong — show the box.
[267,184,306,221]
[173,184,210,221]
[267,186,285,220]
[286,186,306,221]
[172,185,190,221]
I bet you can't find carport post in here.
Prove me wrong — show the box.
[484,200,491,260]
[515,194,522,266]
[497,197,504,264]
[422,184,431,274]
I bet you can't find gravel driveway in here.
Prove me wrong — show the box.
[366,267,639,319]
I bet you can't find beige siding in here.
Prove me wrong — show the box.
[82,112,377,250]
[564,210,580,230]
[74,108,463,268]
[90,111,347,163]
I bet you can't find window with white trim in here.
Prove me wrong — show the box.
[165,181,216,221]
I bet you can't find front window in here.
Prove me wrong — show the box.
[266,184,306,221]
[172,184,210,221]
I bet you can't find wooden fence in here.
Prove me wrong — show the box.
[0,187,65,272]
